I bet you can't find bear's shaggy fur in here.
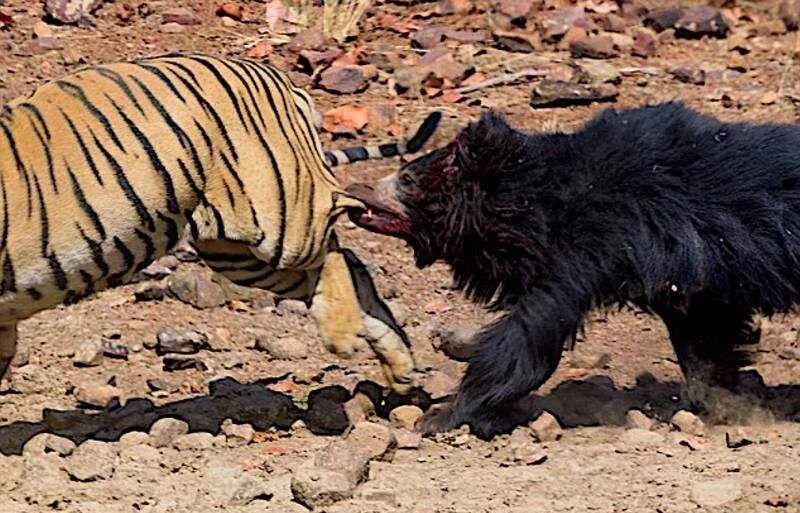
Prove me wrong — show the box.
[347,102,800,438]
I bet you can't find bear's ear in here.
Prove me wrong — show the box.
[453,111,518,178]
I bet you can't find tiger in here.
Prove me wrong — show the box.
[0,53,441,394]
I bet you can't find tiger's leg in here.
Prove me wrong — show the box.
[327,248,415,394]
[0,322,18,381]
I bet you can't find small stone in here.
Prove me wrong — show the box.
[253,333,308,360]
[436,325,477,361]
[216,2,243,20]
[118,431,149,449]
[574,60,620,84]
[32,21,53,39]
[619,428,665,447]
[389,405,423,431]
[314,441,370,485]
[101,340,128,360]
[204,465,272,506]
[727,54,747,72]
[344,393,375,426]
[161,21,185,33]
[319,65,370,94]
[346,422,396,461]
[608,32,634,53]
[412,25,447,49]
[148,417,189,448]
[208,327,235,352]
[286,28,329,53]
[146,378,180,394]
[73,339,104,367]
[22,433,76,457]
[291,466,354,509]
[671,410,705,435]
[492,29,542,53]
[155,327,209,355]
[496,0,533,19]
[45,0,103,24]
[690,478,743,507]
[392,428,422,449]
[27,37,64,54]
[601,13,627,33]
[760,91,779,105]
[725,428,754,449]
[423,370,459,399]
[222,419,255,447]
[167,269,227,309]
[64,441,116,481]
[780,0,800,31]
[530,80,619,108]
[670,66,706,85]
[530,411,562,442]
[502,443,548,466]
[172,432,215,451]
[625,409,653,431]
[570,35,618,59]
[74,384,119,408]
[162,7,200,25]
[632,31,658,58]
[135,282,166,301]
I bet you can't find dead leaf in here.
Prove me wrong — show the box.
[442,90,463,103]
[323,104,371,135]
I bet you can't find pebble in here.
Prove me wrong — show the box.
[530,411,562,442]
[167,269,228,309]
[319,65,370,94]
[625,409,654,431]
[291,466,355,509]
[315,440,371,485]
[253,332,308,360]
[172,432,215,451]
[147,378,180,394]
[155,327,208,355]
[690,478,743,507]
[72,339,104,367]
[74,384,119,408]
[435,325,477,361]
[204,465,272,506]
[148,417,189,448]
[422,370,459,399]
[64,441,117,482]
[161,7,200,25]
[671,410,705,436]
[344,393,375,426]
[118,431,150,449]
[346,422,396,462]
[135,282,166,302]
[570,35,618,59]
[22,433,76,457]
[160,22,185,34]
[222,420,255,447]
[392,428,422,449]
[530,80,619,108]
[389,405,424,431]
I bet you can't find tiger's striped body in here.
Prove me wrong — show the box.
[0,54,419,392]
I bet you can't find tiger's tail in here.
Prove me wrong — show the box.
[324,111,442,168]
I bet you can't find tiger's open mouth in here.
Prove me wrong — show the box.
[345,182,412,237]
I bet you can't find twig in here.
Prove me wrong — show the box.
[453,68,547,94]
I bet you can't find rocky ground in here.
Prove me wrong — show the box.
[3,0,800,511]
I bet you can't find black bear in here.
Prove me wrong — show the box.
[346,101,800,439]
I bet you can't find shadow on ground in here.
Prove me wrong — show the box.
[2,373,800,455]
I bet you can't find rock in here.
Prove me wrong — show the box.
[253,333,308,360]
[573,60,620,84]
[155,327,209,355]
[496,0,533,20]
[22,433,76,457]
[530,80,618,108]
[140,260,174,280]
[502,442,548,466]
[435,325,477,361]
[147,377,180,394]
[423,370,459,399]
[690,478,743,507]
[0,455,24,492]
[619,428,665,447]
[418,48,469,82]
[541,8,592,42]
[32,21,53,39]
[725,428,756,449]
[172,432,215,451]
[344,393,375,426]
[570,35,617,59]
[389,405,423,431]
[73,339,103,367]
[601,13,627,33]
[727,54,747,72]
[216,2,243,20]
[222,420,255,447]
[160,22,185,34]
[74,384,119,408]
[204,465,272,506]
[162,354,211,372]
[671,410,705,435]
[118,431,149,449]
[135,283,166,302]
[102,340,129,360]
[45,0,103,24]
[148,417,189,448]
[670,66,706,85]
[608,32,634,53]
[493,29,542,53]
[64,441,116,481]
[27,37,64,54]
[286,28,329,53]
[780,0,800,31]
[625,410,653,431]
[646,6,728,38]
[392,428,422,449]
[319,65,370,94]
[412,26,447,49]
[530,411,562,442]
[632,31,658,58]
[291,466,354,509]
[167,269,227,309]
[162,7,200,25]
[346,422,396,461]
[208,327,235,352]
[315,440,371,485]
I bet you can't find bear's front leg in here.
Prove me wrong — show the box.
[420,277,592,439]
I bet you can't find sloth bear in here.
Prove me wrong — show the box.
[346,101,800,439]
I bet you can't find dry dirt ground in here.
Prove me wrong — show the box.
[3,0,800,512]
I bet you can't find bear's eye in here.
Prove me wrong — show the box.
[399,172,414,187]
